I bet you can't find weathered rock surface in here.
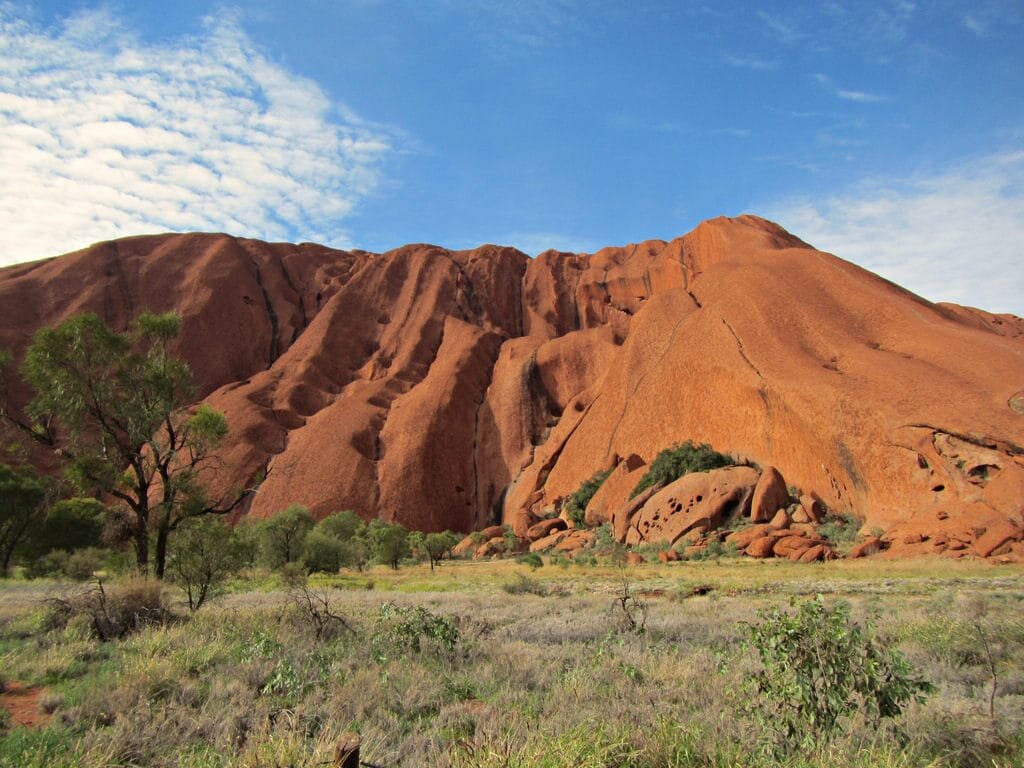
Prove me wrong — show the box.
[2,215,1022,559]
[624,466,759,547]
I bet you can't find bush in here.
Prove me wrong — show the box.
[516,552,543,570]
[44,577,171,640]
[630,441,735,498]
[818,513,861,550]
[565,470,611,527]
[302,530,346,574]
[371,602,460,663]
[743,595,932,756]
[167,516,245,610]
[256,504,315,568]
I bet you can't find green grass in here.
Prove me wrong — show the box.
[0,559,1021,767]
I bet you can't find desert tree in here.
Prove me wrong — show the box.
[257,504,314,568]
[167,515,245,611]
[0,462,50,576]
[0,312,255,577]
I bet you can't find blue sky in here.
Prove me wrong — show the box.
[1,1,1022,313]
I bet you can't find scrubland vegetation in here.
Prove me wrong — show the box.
[0,557,1022,767]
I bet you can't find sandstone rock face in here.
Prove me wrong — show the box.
[2,215,1022,559]
[624,466,759,547]
[751,466,791,523]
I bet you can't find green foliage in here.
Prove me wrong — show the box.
[25,546,114,580]
[301,531,346,574]
[299,510,371,573]
[44,577,171,641]
[516,552,544,570]
[423,531,460,570]
[630,441,736,498]
[26,497,106,558]
[367,519,410,570]
[167,516,245,610]
[257,504,314,569]
[371,602,460,664]
[315,510,363,541]
[743,595,932,756]
[4,312,239,578]
[818,513,861,550]
[565,470,611,527]
[0,462,49,576]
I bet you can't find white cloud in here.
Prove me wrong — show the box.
[837,89,887,103]
[723,54,779,71]
[0,5,399,263]
[765,152,1024,315]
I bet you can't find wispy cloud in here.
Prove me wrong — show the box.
[765,152,1024,315]
[837,89,887,103]
[0,6,400,264]
[723,54,779,71]
[814,73,888,104]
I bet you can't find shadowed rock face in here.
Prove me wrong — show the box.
[1,216,1022,557]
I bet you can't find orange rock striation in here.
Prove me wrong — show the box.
[1,216,1022,560]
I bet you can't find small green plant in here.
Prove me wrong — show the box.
[743,595,932,756]
[818,513,861,550]
[371,602,460,664]
[630,441,735,498]
[565,470,611,527]
[515,552,543,570]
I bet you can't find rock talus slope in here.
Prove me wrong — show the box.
[0,216,1021,558]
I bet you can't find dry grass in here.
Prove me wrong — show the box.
[0,558,1021,767]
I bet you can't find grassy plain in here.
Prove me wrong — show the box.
[0,557,1022,767]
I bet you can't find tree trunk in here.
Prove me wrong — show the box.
[154,522,170,580]
[135,524,149,575]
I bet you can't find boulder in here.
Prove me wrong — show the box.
[973,521,1024,558]
[555,529,596,554]
[658,549,681,563]
[611,485,659,543]
[529,530,570,552]
[750,467,790,523]
[624,466,759,546]
[584,454,647,527]
[849,536,885,558]
[474,536,506,559]
[773,535,811,558]
[725,523,776,549]
[527,518,567,541]
[799,494,825,523]
[745,537,776,558]
[798,544,828,563]
[453,534,479,558]
[770,509,792,530]
[625,551,646,566]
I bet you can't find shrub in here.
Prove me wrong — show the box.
[371,602,460,663]
[743,595,932,756]
[565,470,611,527]
[44,577,171,640]
[630,441,735,498]
[367,519,410,570]
[302,530,346,574]
[167,516,245,610]
[818,512,861,550]
[516,552,543,570]
[256,504,314,568]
